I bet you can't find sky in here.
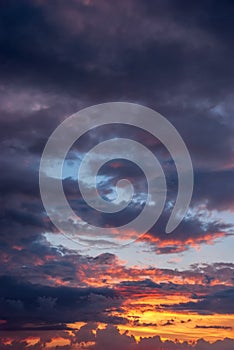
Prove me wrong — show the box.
[0,0,234,349]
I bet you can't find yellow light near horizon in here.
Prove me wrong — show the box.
[117,310,234,342]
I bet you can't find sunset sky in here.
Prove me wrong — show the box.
[0,1,234,349]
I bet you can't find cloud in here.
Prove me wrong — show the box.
[0,0,233,346]
[162,288,234,314]
[0,0,233,253]
[0,275,125,330]
[2,324,234,350]
[195,325,232,330]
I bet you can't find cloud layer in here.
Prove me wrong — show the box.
[0,0,233,348]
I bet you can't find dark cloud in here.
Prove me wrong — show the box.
[193,169,234,211]
[0,0,233,121]
[0,275,125,330]
[162,288,234,314]
[0,0,233,254]
[195,325,232,330]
